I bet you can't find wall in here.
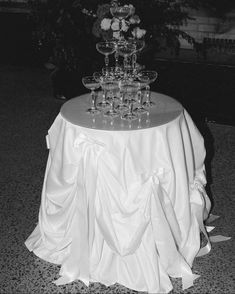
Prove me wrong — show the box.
[179,9,235,49]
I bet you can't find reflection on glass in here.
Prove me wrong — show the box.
[138,70,158,107]
[82,76,100,114]
[103,80,120,118]
[93,71,110,109]
[133,89,147,115]
[121,80,139,103]
[96,41,116,68]
[110,5,131,20]
[128,38,145,73]
[117,42,136,73]
[121,81,139,121]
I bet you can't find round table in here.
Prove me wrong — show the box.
[25,92,212,294]
[60,92,183,130]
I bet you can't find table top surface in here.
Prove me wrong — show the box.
[60,92,183,131]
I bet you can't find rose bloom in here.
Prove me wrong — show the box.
[121,20,129,32]
[129,4,135,15]
[129,14,140,24]
[132,27,146,39]
[113,31,121,39]
[111,19,120,31]
[124,4,135,15]
[100,18,112,30]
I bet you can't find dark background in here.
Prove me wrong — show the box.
[0,9,234,126]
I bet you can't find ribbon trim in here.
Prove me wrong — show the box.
[53,132,105,286]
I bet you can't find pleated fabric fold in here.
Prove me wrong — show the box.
[25,110,228,293]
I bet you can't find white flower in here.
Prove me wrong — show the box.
[82,8,88,14]
[111,19,120,31]
[129,4,135,15]
[100,18,112,31]
[129,15,140,24]
[113,31,121,39]
[121,20,129,32]
[132,27,146,39]
[124,4,135,15]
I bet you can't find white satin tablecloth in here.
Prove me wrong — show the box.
[25,92,213,293]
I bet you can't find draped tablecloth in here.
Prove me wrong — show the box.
[25,92,213,293]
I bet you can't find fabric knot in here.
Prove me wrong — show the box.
[74,133,105,156]
[190,177,205,194]
[141,168,165,184]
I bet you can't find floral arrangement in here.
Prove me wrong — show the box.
[85,2,146,41]
[28,0,218,76]
[29,0,225,98]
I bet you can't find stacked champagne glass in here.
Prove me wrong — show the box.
[82,4,158,122]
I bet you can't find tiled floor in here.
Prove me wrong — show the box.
[0,65,234,294]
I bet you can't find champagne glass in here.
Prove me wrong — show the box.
[121,81,139,121]
[117,42,136,76]
[110,5,131,42]
[112,65,125,81]
[102,66,115,79]
[121,80,139,104]
[113,39,126,70]
[138,70,158,107]
[102,79,120,118]
[128,38,145,74]
[93,71,110,109]
[96,41,116,68]
[116,79,129,112]
[93,71,104,82]
[102,66,123,102]
[110,5,131,20]
[110,5,130,68]
[133,81,147,115]
[82,76,100,114]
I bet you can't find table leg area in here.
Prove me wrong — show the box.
[25,111,215,293]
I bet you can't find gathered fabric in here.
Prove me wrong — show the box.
[25,110,219,293]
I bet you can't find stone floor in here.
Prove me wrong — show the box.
[0,65,234,294]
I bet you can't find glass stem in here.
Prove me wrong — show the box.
[138,116,141,128]
[128,101,133,115]
[119,20,123,39]
[124,56,129,79]
[124,56,128,70]
[138,90,142,106]
[120,91,124,105]
[104,55,109,67]
[109,91,114,113]
[146,111,150,123]
[146,85,150,103]
[102,90,106,104]
[91,90,96,109]
[110,99,114,113]
[115,51,119,68]
[132,53,137,71]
